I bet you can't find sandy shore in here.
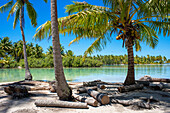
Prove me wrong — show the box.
[0,81,170,113]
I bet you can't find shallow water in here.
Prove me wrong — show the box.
[0,65,170,82]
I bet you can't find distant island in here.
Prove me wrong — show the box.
[0,37,170,68]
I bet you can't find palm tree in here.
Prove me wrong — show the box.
[0,0,47,80]
[0,37,13,57]
[12,40,24,62]
[50,0,72,100]
[34,0,169,85]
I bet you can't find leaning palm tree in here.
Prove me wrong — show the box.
[34,0,170,85]
[0,0,47,80]
[51,0,72,100]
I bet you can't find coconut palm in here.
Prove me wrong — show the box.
[34,0,169,85]
[0,37,13,57]
[49,0,72,100]
[0,0,47,80]
[12,40,24,62]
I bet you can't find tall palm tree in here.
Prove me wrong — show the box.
[50,0,72,100]
[0,0,47,80]
[34,0,169,85]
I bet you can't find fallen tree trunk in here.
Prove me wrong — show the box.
[4,85,28,98]
[73,94,98,107]
[111,99,151,109]
[83,80,123,87]
[77,86,97,94]
[149,82,164,90]
[117,84,144,93]
[162,88,170,92]
[35,100,88,109]
[139,75,170,83]
[87,89,110,105]
[97,84,106,89]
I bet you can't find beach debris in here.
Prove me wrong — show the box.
[149,82,164,90]
[139,75,170,83]
[73,93,99,107]
[35,99,89,109]
[117,84,144,93]
[87,89,110,105]
[77,86,98,94]
[83,80,123,87]
[111,99,151,109]
[4,85,28,98]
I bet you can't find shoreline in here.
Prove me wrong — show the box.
[0,63,170,69]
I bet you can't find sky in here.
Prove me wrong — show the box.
[0,0,170,59]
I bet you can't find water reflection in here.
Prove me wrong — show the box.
[0,65,170,82]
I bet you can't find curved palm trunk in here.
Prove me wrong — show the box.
[51,0,72,100]
[124,40,135,85]
[20,6,32,80]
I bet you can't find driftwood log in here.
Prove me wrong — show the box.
[49,81,57,92]
[111,99,151,109]
[77,86,97,94]
[87,89,110,105]
[118,84,144,93]
[149,82,164,90]
[73,94,99,107]
[4,85,28,98]
[83,80,123,87]
[35,100,89,109]
[139,75,170,83]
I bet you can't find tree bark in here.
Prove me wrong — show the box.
[124,40,135,85]
[51,0,72,100]
[19,6,32,80]
[87,89,110,105]
[35,100,88,109]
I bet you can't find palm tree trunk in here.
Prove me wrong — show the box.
[20,6,32,80]
[124,40,135,85]
[51,0,72,100]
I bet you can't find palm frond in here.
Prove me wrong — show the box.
[138,23,158,49]
[25,1,37,27]
[7,2,19,21]
[13,8,20,29]
[34,21,51,41]
[0,0,13,13]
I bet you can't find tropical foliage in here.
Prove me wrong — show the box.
[34,0,170,85]
[0,37,168,68]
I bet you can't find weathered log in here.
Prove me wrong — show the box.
[97,84,106,89]
[139,96,159,103]
[139,75,170,83]
[149,82,164,90]
[83,80,123,87]
[73,94,99,107]
[28,86,50,91]
[117,84,144,93]
[162,88,170,92]
[87,89,110,105]
[77,86,97,94]
[4,85,28,98]
[111,99,151,109]
[49,81,57,92]
[35,100,88,109]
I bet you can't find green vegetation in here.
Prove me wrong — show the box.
[0,37,169,69]
[34,1,169,85]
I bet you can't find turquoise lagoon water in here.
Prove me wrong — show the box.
[0,65,170,83]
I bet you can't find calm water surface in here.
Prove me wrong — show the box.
[0,65,170,82]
